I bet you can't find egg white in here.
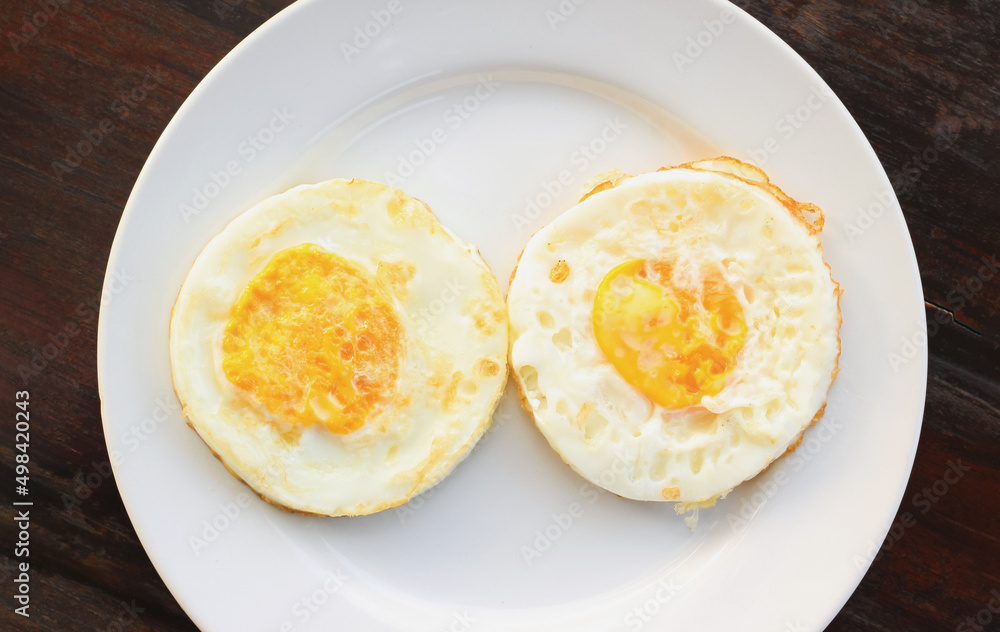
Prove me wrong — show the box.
[170,179,508,516]
[508,159,841,505]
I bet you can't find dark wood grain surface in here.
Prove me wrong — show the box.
[1,1,997,630]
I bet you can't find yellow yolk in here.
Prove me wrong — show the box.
[222,243,401,434]
[593,259,747,409]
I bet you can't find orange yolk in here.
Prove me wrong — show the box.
[592,259,747,409]
[222,243,401,434]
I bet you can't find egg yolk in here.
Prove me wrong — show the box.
[592,259,747,409]
[222,243,401,434]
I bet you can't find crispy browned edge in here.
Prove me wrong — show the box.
[507,156,845,503]
[168,178,508,518]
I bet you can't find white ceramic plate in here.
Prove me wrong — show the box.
[98,1,927,630]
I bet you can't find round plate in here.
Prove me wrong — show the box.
[98,1,927,630]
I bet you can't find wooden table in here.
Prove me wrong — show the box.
[1,1,997,630]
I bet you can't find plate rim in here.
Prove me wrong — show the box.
[97,1,929,630]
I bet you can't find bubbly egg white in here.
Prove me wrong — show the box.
[170,179,508,516]
[508,160,841,504]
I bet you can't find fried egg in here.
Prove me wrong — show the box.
[169,179,507,516]
[507,157,841,513]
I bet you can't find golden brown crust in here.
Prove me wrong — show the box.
[549,260,570,284]
[670,156,826,235]
[475,358,501,378]
[375,259,417,298]
[466,299,504,336]
[579,168,630,202]
[510,362,534,420]
[508,240,527,291]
